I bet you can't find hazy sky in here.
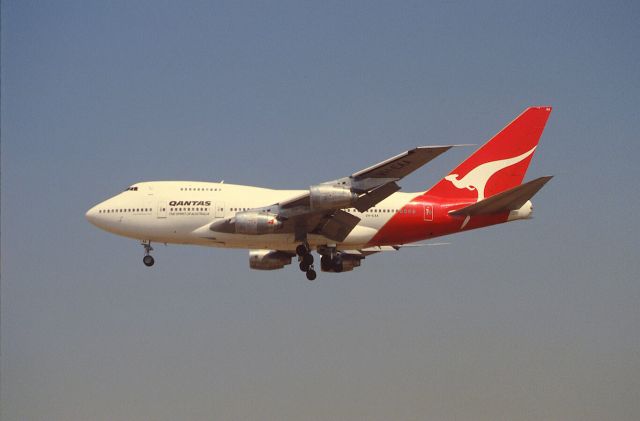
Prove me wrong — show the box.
[2,1,639,420]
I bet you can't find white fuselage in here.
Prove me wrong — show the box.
[86,181,416,251]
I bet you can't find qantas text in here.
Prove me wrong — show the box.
[169,200,212,206]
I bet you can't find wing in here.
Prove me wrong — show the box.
[351,146,456,181]
[211,146,455,242]
[278,145,454,211]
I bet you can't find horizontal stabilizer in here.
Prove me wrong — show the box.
[449,176,553,217]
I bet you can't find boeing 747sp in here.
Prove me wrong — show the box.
[86,107,553,280]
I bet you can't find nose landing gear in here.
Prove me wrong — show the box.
[142,240,154,267]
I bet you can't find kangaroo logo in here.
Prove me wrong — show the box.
[444,146,536,202]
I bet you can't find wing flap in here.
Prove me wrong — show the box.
[315,210,361,242]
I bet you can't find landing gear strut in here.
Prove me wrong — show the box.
[297,242,316,281]
[142,240,155,267]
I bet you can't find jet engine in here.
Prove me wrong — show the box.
[234,212,283,235]
[249,249,293,270]
[309,185,358,211]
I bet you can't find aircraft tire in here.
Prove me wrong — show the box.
[296,244,308,256]
[306,269,317,281]
[143,255,155,267]
[301,253,314,266]
[299,262,310,272]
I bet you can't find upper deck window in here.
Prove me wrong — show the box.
[125,186,139,192]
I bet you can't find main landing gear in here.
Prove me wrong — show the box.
[321,254,343,272]
[142,240,155,267]
[296,243,316,281]
[318,246,344,273]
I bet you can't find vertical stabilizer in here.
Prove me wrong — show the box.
[426,106,552,202]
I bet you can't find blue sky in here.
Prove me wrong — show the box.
[2,1,639,420]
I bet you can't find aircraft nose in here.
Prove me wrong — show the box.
[85,205,100,225]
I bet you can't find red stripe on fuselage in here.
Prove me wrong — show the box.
[367,193,509,246]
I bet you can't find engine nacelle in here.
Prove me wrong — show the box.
[235,212,283,235]
[309,185,358,211]
[249,249,292,270]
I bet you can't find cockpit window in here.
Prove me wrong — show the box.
[125,186,139,192]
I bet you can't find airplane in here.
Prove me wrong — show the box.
[86,106,553,280]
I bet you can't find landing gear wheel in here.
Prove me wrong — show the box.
[143,255,155,267]
[297,244,314,272]
[296,244,308,257]
[306,269,317,281]
[301,253,314,266]
[141,240,155,267]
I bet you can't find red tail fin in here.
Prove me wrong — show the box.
[426,106,552,202]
